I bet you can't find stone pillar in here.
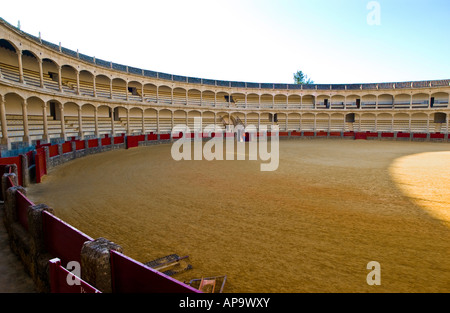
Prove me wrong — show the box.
[22,99,31,145]
[17,50,24,84]
[80,237,123,293]
[57,65,63,92]
[27,204,55,292]
[38,58,44,88]
[76,70,81,95]
[78,106,84,140]
[94,107,99,138]
[42,102,50,143]
[59,103,66,141]
[0,95,10,149]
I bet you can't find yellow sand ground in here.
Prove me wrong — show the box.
[26,140,450,293]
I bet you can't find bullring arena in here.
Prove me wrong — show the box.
[0,16,449,293]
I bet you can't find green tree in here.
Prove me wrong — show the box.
[293,70,314,85]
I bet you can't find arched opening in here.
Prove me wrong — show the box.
[330,113,345,131]
[260,94,273,108]
[302,95,314,110]
[173,87,187,106]
[95,74,111,98]
[361,94,377,109]
[287,95,301,109]
[144,108,158,133]
[246,94,259,109]
[79,70,94,97]
[330,95,345,110]
[42,58,60,91]
[287,113,301,131]
[81,103,96,138]
[159,109,173,133]
[128,81,143,102]
[143,83,157,103]
[410,113,428,133]
[431,92,449,109]
[0,39,19,83]
[359,113,376,132]
[63,102,80,139]
[315,113,329,131]
[61,65,78,94]
[316,95,330,109]
[128,107,143,134]
[216,92,229,107]
[158,85,172,105]
[112,78,127,100]
[22,50,41,87]
[274,94,287,109]
[412,93,429,109]
[378,94,394,109]
[346,95,361,109]
[201,91,215,107]
[97,105,112,137]
[376,113,393,132]
[393,113,410,132]
[188,89,202,106]
[230,93,245,108]
[394,94,411,109]
[301,113,315,131]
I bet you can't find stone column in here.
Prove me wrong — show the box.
[17,50,24,83]
[38,58,44,88]
[42,102,50,143]
[22,99,30,145]
[57,65,62,92]
[0,96,10,149]
[80,237,123,293]
[59,103,66,141]
[94,107,99,138]
[78,106,84,140]
[76,70,81,95]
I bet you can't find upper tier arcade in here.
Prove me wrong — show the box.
[0,17,449,150]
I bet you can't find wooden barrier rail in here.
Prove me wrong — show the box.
[42,210,94,266]
[110,250,200,293]
[49,258,101,293]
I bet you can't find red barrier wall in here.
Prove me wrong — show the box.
[148,134,158,141]
[397,132,411,138]
[430,133,445,139]
[101,137,111,146]
[49,258,100,293]
[329,132,341,137]
[316,131,328,137]
[49,145,59,158]
[42,211,93,266]
[127,136,139,149]
[0,156,22,186]
[114,136,125,144]
[355,132,368,140]
[62,142,72,154]
[303,132,315,137]
[381,132,394,138]
[88,139,98,148]
[110,250,200,293]
[160,134,170,140]
[75,140,85,151]
[291,131,301,137]
[413,133,427,139]
[35,150,46,184]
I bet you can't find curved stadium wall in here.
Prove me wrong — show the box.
[0,17,449,151]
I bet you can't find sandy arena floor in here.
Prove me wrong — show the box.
[26,139,450,293]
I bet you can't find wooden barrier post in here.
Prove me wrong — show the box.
[27,203,55,292]
[80,237,123,293]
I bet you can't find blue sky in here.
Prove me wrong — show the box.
[1,0,449,84]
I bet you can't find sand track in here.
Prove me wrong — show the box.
[27,140,450,293]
